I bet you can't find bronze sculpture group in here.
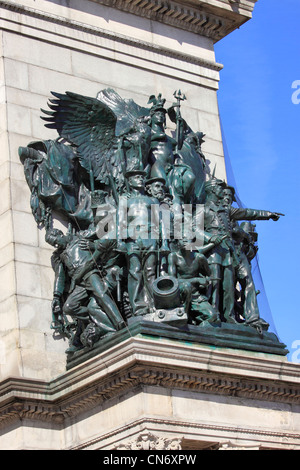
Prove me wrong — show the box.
[19,89,283,354]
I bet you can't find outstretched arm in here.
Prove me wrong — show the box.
[230,207,284,222]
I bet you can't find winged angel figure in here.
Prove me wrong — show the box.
[19,88,151,228]
[43,88,151,187]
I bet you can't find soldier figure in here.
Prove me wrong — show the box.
[119,170,160,315]
[168,239,220,326]
[148,94,177,181]
[46,228,125,351]
[204,179,283,323]
[223,188,272,332]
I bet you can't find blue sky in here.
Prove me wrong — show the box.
[214,0,300,362]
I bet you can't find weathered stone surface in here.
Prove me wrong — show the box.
[0,335,299,450]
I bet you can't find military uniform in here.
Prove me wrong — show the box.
[52,234,124,335]
[204,183,277,321]
[204,200,237,321]
[119,176,159,315]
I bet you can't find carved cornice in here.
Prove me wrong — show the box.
[114,431,183,450]
[0,0,224,77]
[0,0,256,43]
[72,416,300,450]
[0,336,299,431]
[87,0,258,42]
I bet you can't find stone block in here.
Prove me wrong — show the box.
[31,107,51,142]
[17,295,52,332]
[0,328,22,379]
[186,86,220,116]
[74,391,145,446]
[9,162,25,182]
[28,65,70,97]
[14,258,53,304]
[12,211,39,247]
[107,8,152,44]
[0,102,7,133]
[15,261,43,298]
[171,388,295,439]
[18,325,46,351]
[197,110,223,142]
[3,31,72,75]
[27,64,102,107]
[144,385,173,417]
[0,161,10,184]
[201,137,224,158]
[0,422,63,450]
[40,266,55,300]
[0,84,6,104]
[4,58,29,91]
[0,132,9,165]
[0,261,16,301]
[151,21,215,61]
[7,103,32,136]
[15,244,52,268]
[6,87,47,112]
[70,50,114,85]
[10,179,32,213]
[0,211,13,249]
[20,346,66,381]
[0,179,11,215]
[0,243,14,268]
[0,293,17,329]
[0,55,5,87]
[8,132,34,164]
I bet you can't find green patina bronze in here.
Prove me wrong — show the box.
[18,88,287,362]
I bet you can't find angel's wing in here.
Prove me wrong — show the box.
[97,88,150,136]
[41,91,119,183]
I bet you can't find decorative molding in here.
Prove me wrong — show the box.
[0,337,299,430]
[87,0,257,42]
[67,318,288,370]
[0,0,224,86]
[0,0,253,46]
[218,441,260,450]
[71,416,300,450]
[115,432,183,450]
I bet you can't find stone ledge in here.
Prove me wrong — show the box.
[67,318,288,369]
[0,1,223,69]
[0,0,256,43]
[0,332,299,430]
[0,1,224,89]
[71,415,300,450]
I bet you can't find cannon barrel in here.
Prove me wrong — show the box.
[152,275,181,309]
